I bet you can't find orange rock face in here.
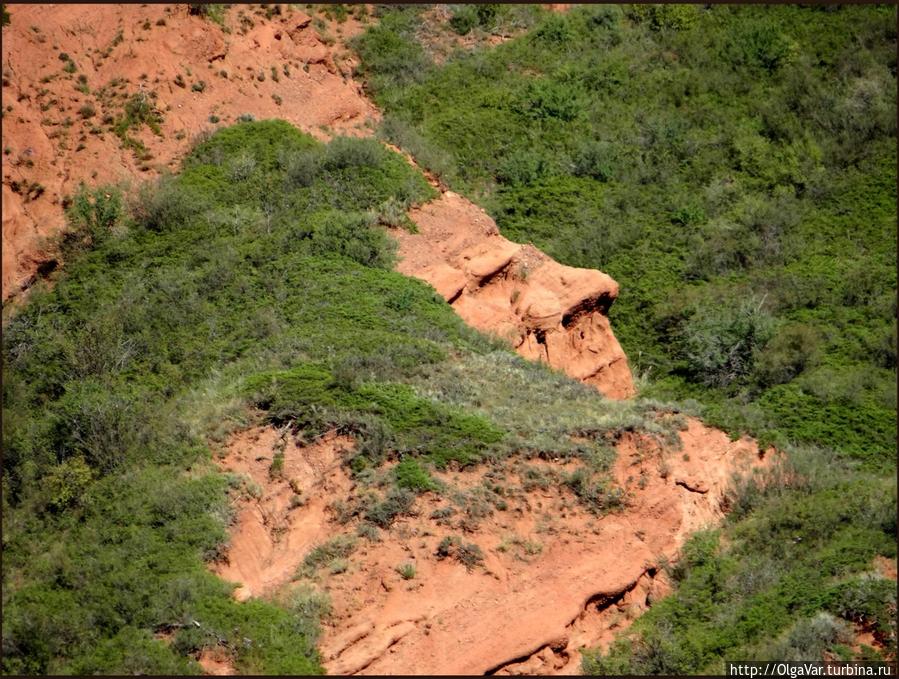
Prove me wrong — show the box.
[394,191,636,399]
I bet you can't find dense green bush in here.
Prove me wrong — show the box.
[0,121,445,673]
[65,185,124,250]
[673,296,775,389]
[449,5,477,35]
[393,457,439,492]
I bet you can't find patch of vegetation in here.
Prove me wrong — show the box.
[268,449,284,480]
[396,563,416,580]
[246,363,504,470]
[4,119,660,673]
[112,90,163,157]
[352,6,898,669]
[315,3,348,24]
[0,120,452,673]
[301,536,357,575]
[435,535,484,570]
[393,457,439,492]
[497,534,543,560]
[188,3,228,28]
[364,487,417,528]
[563,467,627,515]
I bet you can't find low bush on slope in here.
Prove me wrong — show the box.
[353,3,897,468]
[2,120,683,673]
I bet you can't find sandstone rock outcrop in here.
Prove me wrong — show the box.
[394,191,635,399]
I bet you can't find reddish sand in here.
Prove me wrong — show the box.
[213,419,768,675]
[1,3,377,301]
[197,648,237,677]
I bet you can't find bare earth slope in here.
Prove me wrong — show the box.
[214,420,767,675]
[1,3,377,300]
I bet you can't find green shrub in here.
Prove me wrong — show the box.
[269,451,284,480]
[308,211,396,269]
[43,456,92,511]
[564,467,626,514]
[65,184,123,249]
[393,458,439,492]
[496,149,550,186]
[376,196,414,231]
[365,487,416,528]
[571,140,616,182]
[396,563,416,580]
[674,297,775,389]
[0,120,472,673]
[630,4,700,31]
[322,136,382,171]
[302,536,357,573]
[129,175,206,232]
[67,626,197,675]
[753,323,820,388]
[228,150,257,182]
[116,91,163,137]
[449,6,477,36]
[729,19,797,73]
[280,148,322,188]
[519,79,585,122]
[349,9,432,93]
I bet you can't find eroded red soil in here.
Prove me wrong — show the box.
[6,8,785,675]
[213,419,768,675]
[3,4,635,401]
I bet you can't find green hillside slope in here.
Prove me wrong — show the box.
[353,3,897,468]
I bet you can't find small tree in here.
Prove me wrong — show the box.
[676,295,775,389]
